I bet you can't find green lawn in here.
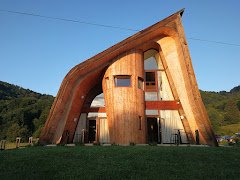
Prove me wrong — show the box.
[0,146,239,180]
[3,142,29,150]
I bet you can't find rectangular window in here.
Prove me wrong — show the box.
[145,72,156,90]
[145,110,159,116]
[145,92,158,101]
[139,116,142,130]
[138,77,144,90]
[114,75,131,87]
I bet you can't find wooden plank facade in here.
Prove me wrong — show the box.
[39,9,218,146]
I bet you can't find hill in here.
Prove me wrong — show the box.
[200,87,240,135]
[0,81,54,141]
[0,80,240,142]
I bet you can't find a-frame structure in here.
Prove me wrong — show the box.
[39,9,218,146]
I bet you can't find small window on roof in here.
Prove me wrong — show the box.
[114,75,131,87]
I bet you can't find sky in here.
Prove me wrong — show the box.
[0,0,240,96]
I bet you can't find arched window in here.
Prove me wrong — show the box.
[144,49,158,70]
[144,49,159,91]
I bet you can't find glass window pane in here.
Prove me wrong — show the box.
[145,72,156,91]
[144,57,158,70]
[145,92,158,101]
[145,110,158,115]
[114,76,131,87]
[145,72,155,82]
[88,113,106,118]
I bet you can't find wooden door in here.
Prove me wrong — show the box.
[98,118,110,144]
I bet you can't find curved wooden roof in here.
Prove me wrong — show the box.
[39,9,218,146]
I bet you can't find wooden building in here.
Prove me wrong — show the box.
[39,9,218,146]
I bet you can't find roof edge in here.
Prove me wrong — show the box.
[178,8,185,17]
[65,9,186,79]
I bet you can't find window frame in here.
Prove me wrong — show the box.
[145,70,158,92]
[137,77,144,90]
[114,75,132,87]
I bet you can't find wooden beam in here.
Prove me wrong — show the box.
[146,101,181,110]
[83,102,181,112]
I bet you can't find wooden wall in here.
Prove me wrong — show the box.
[157,34,217,146]
[102,50,146,144]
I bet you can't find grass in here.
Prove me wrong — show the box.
[0,146,240,180]
[3,142,29,150]
[217,123,240,135]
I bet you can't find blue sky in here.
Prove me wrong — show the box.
[0,0,240,96]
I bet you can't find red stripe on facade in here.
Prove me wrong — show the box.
[83,101,181,113]
[145,101,181,110]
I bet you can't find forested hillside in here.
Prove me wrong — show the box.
[0,80,240,142]
[201,87,240,135]
[0,81,54,141]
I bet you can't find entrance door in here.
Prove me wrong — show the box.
[98,118,110,144]
[147,117,159,143]
[88,120,96,143]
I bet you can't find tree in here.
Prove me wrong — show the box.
[224,100,240,125]
[207,106,224,130]
[230,85,240,93]
[6,123,29,142]
[237,101,240,111]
